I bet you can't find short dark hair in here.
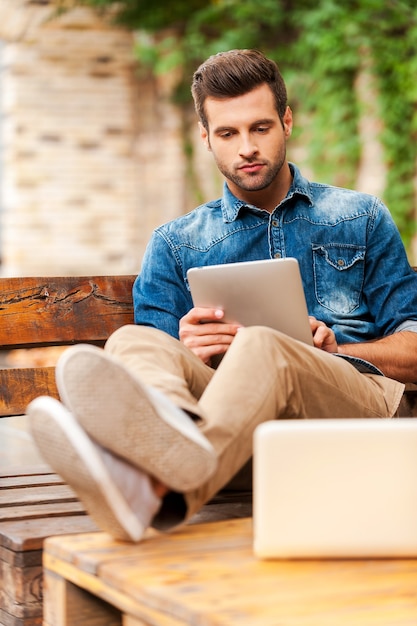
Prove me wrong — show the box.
[191,49,288,130]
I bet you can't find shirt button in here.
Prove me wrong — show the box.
[337,259,345,266]
[274,252,282,258]
[272,220,279,227]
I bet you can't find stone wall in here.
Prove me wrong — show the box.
[0,1,220,276]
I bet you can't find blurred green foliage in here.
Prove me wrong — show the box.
[68,0,417,245]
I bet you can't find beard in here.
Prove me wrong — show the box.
[213,147,287,193]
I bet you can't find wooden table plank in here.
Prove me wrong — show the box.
[44,518,417,625]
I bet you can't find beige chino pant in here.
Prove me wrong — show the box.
[105,325,404,523]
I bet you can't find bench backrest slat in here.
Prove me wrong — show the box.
[0,275,135,349]
[0,276,135,416]
[0,366,56,417]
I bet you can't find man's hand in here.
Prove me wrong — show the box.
[179,307,242,365]
[309,316,338,353]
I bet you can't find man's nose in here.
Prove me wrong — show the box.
[238,135,258,158]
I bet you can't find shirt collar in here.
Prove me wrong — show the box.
[221,162,313,223]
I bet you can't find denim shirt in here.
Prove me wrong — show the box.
[134,163,417,344]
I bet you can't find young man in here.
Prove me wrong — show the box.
[29,49,417,542]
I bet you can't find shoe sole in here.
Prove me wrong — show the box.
[28,396,146,542]
[56,344,216,492]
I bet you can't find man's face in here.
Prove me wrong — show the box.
[200,83,292,200]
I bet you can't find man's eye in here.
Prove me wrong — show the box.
[220,131,233,138]
[256,126,269,133]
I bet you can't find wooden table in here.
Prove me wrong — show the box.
[43,517,417,626]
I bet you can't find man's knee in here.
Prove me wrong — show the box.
[232,325,295,354]
[106,324,169,355]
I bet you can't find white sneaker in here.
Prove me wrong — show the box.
[27,396,161,542]
[55,344,217,492]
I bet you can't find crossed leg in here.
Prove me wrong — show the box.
[28,324,404,540]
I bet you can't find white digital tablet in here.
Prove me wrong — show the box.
[187,258,313,345]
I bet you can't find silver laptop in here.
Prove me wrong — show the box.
[253,418,417,559]
[187,258,313,345]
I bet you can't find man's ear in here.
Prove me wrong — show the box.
[283,106,293,139]
[199,122,211,151]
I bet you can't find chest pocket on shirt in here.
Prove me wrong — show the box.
[312,244,365,314]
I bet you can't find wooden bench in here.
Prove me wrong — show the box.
[1,273,417,626]
[0,275,136,418]
[0,275,135,626]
